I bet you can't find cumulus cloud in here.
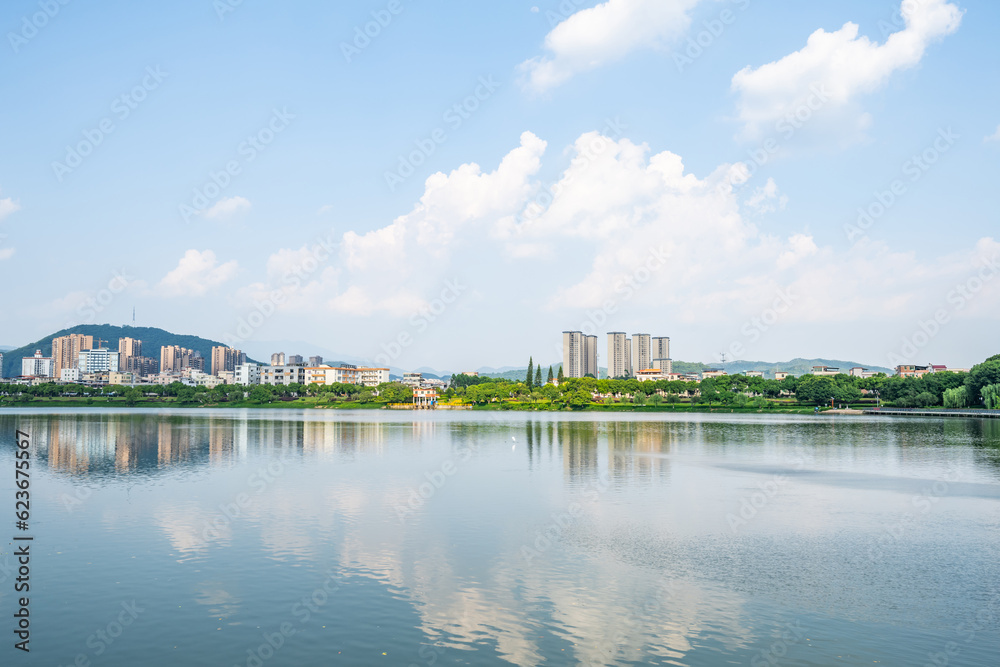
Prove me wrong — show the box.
[202,196,251,220]
[158,250,238,297]
[732,0,963,140]
[519,0,703,93]
[240,125,998,363]
[0,197,19,221]
[986,125,1000,143]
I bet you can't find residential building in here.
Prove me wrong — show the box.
[108,372,137,386]
[652,336,671,362]
[125,356,159,377]
[161,346,196,372]
[309,356,324,367]
[118,337,142,371]
[745,371,764,378]
[78,348,120,373]
[607,333,632,379]
[51,334,93,376]
[775,371,792,381]
[217,371,235,384]
[189,351,205,372]
[288,355,304,365]
[211,346,247,376]
[261,365,307,385]
[0,352,3,378]
[22,350,54,378]
[235,364,262,386]
[562,331,598,379]
[895,365,931,378]
[271,352,286,366]
[632,334,651,375]
[402,372,423,386]
[849,367,879,379]
[61,368,82,383]
[701,369,727,380]
[810,366,841,376]
[652,358,673,374]
[636,368,669,382]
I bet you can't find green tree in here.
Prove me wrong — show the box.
[123,387,141,407]
[795,376,838,405]
[547,366,554,384]
[966,358,1000,406]
[557,366,564,383]
[983,384,1000,409]
[943,387,968,409]
[535,366,542,387]
[248,386,272,404]
[567,389,592,410]
[526,357,534,389]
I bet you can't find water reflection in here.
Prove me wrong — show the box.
[1,411,998,665]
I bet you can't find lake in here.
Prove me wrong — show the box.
[1,409,999,666]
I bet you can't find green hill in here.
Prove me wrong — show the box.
[2,324,257,378]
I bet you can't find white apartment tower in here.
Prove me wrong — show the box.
[562,331,598,378]
[607,333,632,379]
[632,334,651,373]
[652,336,672,374]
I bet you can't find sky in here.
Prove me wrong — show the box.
[1,0,998,372]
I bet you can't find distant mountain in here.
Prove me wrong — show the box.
[719,358,893,378]
[1,324,261,378]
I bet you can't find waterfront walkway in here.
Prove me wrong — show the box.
[863,408,1000,419]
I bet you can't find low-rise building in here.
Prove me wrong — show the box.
[701,369,727,380]
[305,365,391,387]
[413,387,438,408]
[810,366,841,376]
[235,364,262,386]
[744,371,764,378]
[775,371,792,381]
[849,366,880,379]
[402,372,423,386]
[61,368,83,383]
[895,365,931,378]
[262,365,307,386]
[108,372,137,386]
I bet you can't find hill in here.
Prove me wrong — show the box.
[2,324,259,378]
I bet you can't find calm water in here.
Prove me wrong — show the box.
[1,409,999,666]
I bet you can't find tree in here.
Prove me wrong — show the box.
[535,366,542,387]
[526,357,534,389]
[944,387,968,409]
[248,386,272,404]
[983,384,1000,410]
[123,387,141,407]
[567,389,592,410]
[557,366,564,383]
[795,376,838,405]
[966,358,1000,406]
[547,366,554,384]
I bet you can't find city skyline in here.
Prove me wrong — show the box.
[1,1,998,370]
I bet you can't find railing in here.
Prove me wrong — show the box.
[864,407,1000,418]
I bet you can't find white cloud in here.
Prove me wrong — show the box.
[0,247,14,261]
[202,196,251,220]
[237,126,1000,368]
[986,125,1000,143]
[745,178,788,214]
[158,250,238,297]
[519,0,702,93]
[0,197,20,221]
[732,0,963,140]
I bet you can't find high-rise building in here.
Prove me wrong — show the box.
[78,348,120,373]
[632,334,651,373]
[22,350,54,378]
[51,334,93,376]
[652,336,670,361]
[583,335,598,378]
[211,346,247,376]
[161,346,196,372]
[607,333,632,379]
[118,337,142,371]
[271,352,285,366]
[309,356,323,367]
[190,351,205,372]
[287,355,304,365]
[562,332,599,378]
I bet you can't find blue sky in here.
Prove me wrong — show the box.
[1,0,998,371]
